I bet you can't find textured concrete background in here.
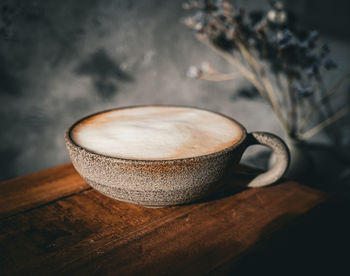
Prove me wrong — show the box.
[0,0,349,195]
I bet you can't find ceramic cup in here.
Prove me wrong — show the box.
[65,105,290,207]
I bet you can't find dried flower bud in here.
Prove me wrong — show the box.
[305,50,316,59]
[225,27,235,40]
[267,9,287,25]
[308,30,319,41]
[182,1,200,10]
[222,1,233,13]
[182,17,196,28]
[276,29,295,49]
[200,62,216,74]
[304,64,318,78]
[320,44,330,58]
[292,81,313,98]
[273,1,284,11]
[187,66,203,78]
[298,40,308,50]
[194,21,205,31]
[299,87,313,97]
[324,59,337,70]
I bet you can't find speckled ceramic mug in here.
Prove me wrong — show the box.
[65,105,290,207]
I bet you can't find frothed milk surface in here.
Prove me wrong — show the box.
[71,106,244,160]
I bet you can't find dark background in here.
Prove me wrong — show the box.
[0,0,349,195]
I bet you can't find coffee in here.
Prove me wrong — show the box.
[71,106,244,160]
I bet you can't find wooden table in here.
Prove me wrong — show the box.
[1,163,349,275]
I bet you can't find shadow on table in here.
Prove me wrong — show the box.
[216,198,350,275]
[191,164,350,274]
[194,165,270,205]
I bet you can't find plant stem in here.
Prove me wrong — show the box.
[298,106,349,140]
[196,33,289,132]
[199,72,240,81]
[276,73,291,130]
[287,71,297,137]
[196,34,265,93]
[299,72,350,132]
[235,39,289,132]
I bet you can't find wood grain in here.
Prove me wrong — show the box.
[0,163,329,275]
[0,163,90,219]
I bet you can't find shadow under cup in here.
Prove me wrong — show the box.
[65,105,290,207]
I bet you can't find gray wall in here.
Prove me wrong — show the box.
[1,0,349,194]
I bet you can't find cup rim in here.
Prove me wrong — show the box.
[65,104,247,164]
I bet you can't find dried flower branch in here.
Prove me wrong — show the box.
[299,106,349,140]
[187,62,239,81]
[183,0,349,140]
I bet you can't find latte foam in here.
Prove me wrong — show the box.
[71,106,244,160]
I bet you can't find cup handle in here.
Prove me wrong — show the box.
[243,132,290,188]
